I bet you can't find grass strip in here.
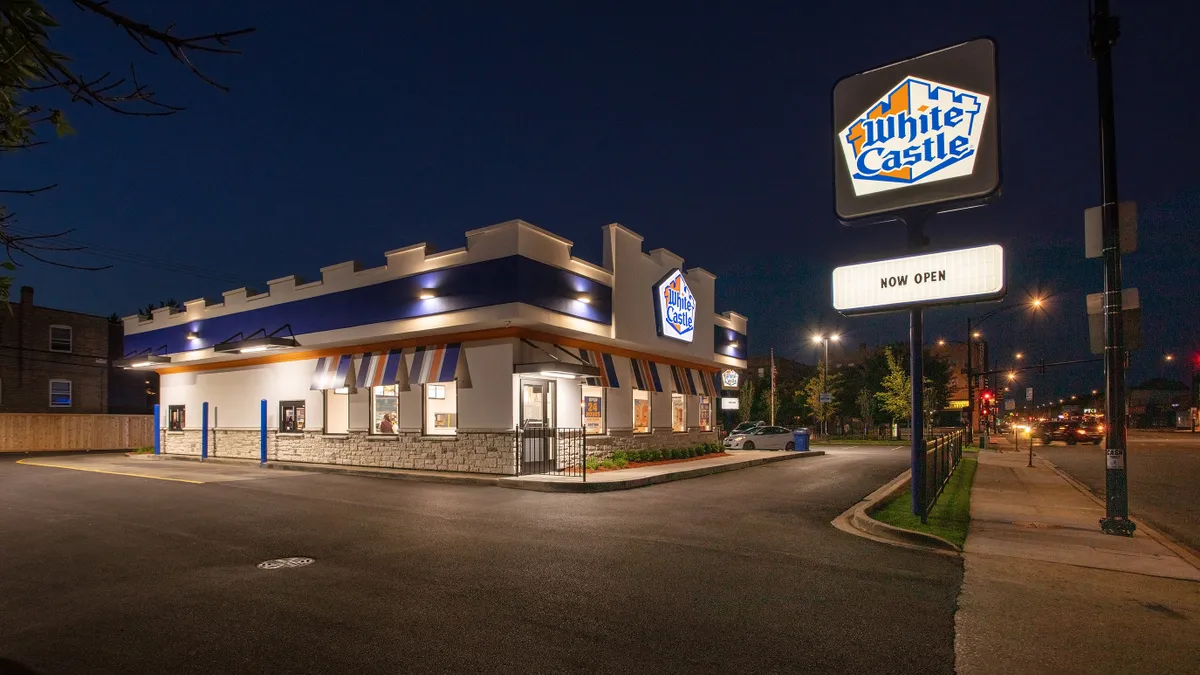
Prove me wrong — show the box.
[870,455,978,548]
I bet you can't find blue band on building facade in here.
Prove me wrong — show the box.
[125,255,613,355]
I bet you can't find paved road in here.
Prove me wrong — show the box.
[0,448,961,675]
[1035,430,1200,553]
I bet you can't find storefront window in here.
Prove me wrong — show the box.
[371,385,400,434]
[699,396,713,432]
[582,385,605,435]
[168,404,185,431]
[424,382,457,436]
[325,388,350,434]
[671,393,686,432]
[632,389,651,434]
[280,401,306,432]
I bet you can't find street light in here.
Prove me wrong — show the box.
[1166,354,1175,362]
[966,296,1047,440]
[812,332,840,438]
[1015,352,1024,360]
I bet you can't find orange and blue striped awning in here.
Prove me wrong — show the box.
[578,348,621,388]
[629,358,664,393]
[311,354,354,390]
[669,365,717,397]
[356,349,409,390]
[409,343,471,387]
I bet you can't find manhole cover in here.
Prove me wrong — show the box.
[1012,521,1057,529]
[257,557,314,570]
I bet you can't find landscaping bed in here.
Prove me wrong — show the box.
[869,451,979,548]
[587,444,726,472]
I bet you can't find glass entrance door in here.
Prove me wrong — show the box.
[520,380,555,466]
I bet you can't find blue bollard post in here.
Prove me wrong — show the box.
[201,401,209,461]
[153,404,161,455]
[260,399,267,465]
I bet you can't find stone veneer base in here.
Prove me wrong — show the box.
[160,428,719,475]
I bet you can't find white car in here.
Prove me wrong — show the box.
[723,425,797,451]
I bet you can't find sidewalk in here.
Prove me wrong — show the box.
[955,439,1200,674]
[499,449,824,492]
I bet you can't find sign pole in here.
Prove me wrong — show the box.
[910,306,926,521]
[1091,0,1134,537]
[906,215,928,521]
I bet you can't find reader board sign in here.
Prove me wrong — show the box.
[720,397,739,411]
[833,38,999,223]
[832,244,1005,315]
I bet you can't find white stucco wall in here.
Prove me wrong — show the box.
[160,359,324,430]
[159,342,514,433]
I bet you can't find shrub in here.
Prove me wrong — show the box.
[614,457,629,469]
[668,448,681,460]
[646,449,662,462]
[686,447,696,458]
[612,450,629,464]
[585,456,600,470]
[635,450,649,463]
[697,445,709,455]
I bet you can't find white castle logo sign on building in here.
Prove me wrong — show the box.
[655,269,696,343]
[838,76,989,197]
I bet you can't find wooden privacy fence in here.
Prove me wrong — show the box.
[0,414,153,452]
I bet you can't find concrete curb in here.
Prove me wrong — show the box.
[1036,453,1200,573]
[832,469,962,556]
[498,450,826,493]
[159,454,501,487]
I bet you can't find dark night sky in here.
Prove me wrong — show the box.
[9,0,1200,401]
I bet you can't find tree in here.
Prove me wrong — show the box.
[0,1,254,301]
[738,377,757,422]
[137,298,182,320]
[856,388,875,435]
[802,361,841,432]
[876,347,911,423]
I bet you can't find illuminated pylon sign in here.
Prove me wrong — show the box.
[839,76,989,196]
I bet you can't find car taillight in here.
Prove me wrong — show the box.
[1097,425,1104,432]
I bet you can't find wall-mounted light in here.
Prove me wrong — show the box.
[575,294,591,304]
[728,341,739,349]
[186,331,199,341]
[114,346,171,369]
[418,289,437,300]
[213,325,299,355]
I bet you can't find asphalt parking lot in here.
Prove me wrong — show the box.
[0,447,961,675]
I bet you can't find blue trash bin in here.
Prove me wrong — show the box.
[793,428,810,451]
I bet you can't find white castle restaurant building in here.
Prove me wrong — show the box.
[123,221,748,475]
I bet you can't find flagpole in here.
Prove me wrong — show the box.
[770,347,777,426]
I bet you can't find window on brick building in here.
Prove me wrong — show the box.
[49,379,72,407]
[49,325,73,353]
[168,405,186,431]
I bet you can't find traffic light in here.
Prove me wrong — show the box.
[981,390,994,403]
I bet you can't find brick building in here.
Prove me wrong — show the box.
[0,286,115,413]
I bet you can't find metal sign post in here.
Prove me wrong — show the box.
[1091,0,1134,537]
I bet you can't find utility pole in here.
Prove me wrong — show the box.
[1091,0,1135,537]
[769,347,776,426]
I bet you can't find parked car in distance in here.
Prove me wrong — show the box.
[729,421,766,435]
[723,425,796,451]
[1036,420,1101,445]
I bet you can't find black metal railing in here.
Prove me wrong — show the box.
[514,426,586,480]
[922,429,964,518]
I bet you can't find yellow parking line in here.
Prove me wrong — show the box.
[15,458,205,484]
